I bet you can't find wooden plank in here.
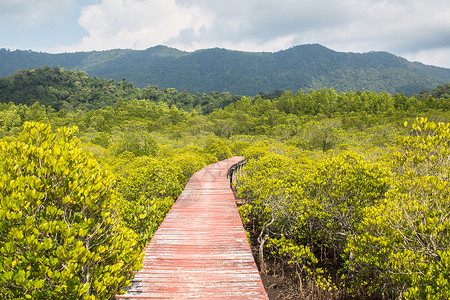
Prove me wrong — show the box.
[116,157,268,299]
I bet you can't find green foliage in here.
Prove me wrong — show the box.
[236,141,392,296]
[292,118,344,151]
[347,118,450,299]
[0,66,141,111]
[114,156,178,247]
[1,63,450,299]
[431,83,450,99]
[203,137,232,161]
[0,102,50,138]
[111,124,159,157]
[106,143,212,248]
[302,151,392,245]
[2,45,450,95]
[0,122,142,299]
[234,122,447,299]
[0,66,242,114]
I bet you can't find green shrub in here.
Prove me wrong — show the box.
[347,118,450,299]
[0,122,142,299]
[111,145,211,248]
[204,137,232,161]
[237,144,392,295]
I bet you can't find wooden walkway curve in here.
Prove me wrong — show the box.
[116,157,268,299]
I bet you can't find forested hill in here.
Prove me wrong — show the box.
[1,44,450,95]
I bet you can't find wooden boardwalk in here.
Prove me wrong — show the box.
[116,157,268,299]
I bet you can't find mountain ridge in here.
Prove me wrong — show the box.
[1,44,450,95]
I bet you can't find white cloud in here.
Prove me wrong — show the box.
[404,47,450,69]
[0,0,76,26]
[169,0,354,51]
[172,0,450,61]
[53,0,450,67]
[63,0,213,51]
[323,0,450,54]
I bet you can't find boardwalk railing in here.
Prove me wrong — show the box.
[227,159,246,186]
[116,157,268,299]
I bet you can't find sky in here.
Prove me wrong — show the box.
[1,0,450,68]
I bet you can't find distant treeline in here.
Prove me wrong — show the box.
[1,66,450,118]
[0,66,241,114]
[1,66,450,148]
[2,44,450,95]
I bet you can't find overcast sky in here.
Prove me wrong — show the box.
[1,0,450,68]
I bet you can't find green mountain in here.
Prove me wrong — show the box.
[1,44,450,95]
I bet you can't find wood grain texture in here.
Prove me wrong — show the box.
[116,157,268,299]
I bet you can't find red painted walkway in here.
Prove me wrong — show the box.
[116,157,268,299]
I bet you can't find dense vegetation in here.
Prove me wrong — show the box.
[0,66,241,114]
[0,122,142,299]
[2,44,450,95]
[236,117,450,299]
[1,68,450,298]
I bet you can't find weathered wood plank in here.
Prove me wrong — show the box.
[116,157,268,299]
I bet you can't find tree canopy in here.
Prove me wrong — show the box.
[2,45,450,95]
[1,67,450,299]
